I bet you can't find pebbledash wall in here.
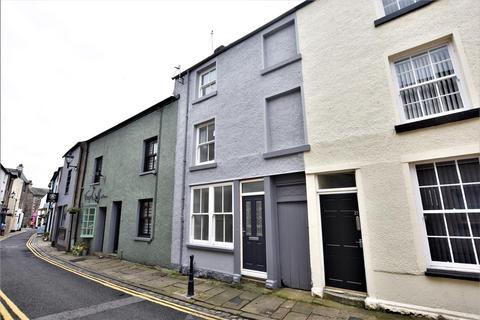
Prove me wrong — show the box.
[297,0,479,319]
[78,97,178,267]
[171,6,312,289]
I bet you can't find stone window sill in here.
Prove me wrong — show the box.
[394,108,479,133]
[192,91,217,105]
[139,170,155,176]
[374,0,433,27]
[189,162,217,172]
[134,237,151,242]
[425,268,479,282]
[261,54,302,76]
[263,144,310,159]
[186,243,234,253]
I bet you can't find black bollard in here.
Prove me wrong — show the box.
[187,255,195,297]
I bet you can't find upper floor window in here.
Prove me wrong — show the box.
[382,0,421,15]
[65,169,72,194]
[196,121,215,164]
[143,137,158,172]
[93,156,103,183]
[138,199,153,238]
[416,158,480,270]
[393,45,466,122]
[198,66,216,97]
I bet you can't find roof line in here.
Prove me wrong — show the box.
[86,95,178,144]
[172,0,313,79]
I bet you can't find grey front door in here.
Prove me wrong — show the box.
[320,193,366,292]
[242,196,266,272]
[278,201,311,290]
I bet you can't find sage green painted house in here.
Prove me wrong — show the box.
[78,96,178,267]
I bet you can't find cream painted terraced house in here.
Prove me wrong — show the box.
[296,0,479,319]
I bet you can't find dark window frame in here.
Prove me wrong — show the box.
[143,137,158,172]
[65,169,72,194]
[374,0,434,27]
[138,199,153,238]
[93,156,103,183]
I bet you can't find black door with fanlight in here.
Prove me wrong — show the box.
[320,193,366,292]
[242,196,266,272]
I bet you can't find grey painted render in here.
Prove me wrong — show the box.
[171,12,309,286]
[79,99,178,267]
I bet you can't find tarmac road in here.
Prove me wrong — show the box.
[0,230,201,320]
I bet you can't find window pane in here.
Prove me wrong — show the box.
[224,186,232,212]
[318,172,356,189]
[199,127,207,144]
[451,239,476,264]
[193,189,200,213]
[445,213,470,236]
[382,0,399,15]
[199,145,208,163]
[412,54,434,83]
[424,214,447,236]
[428,238,451,262]
[475,240,480,259]
[394,59,415,88]
[215,215,224,242]
[416,164,437,186]
[225,215,233,243]
[201,188,209,213]
[436,161,458,184]
[256,200,263,237]
[420,187,442,210]
[202,215,209,240]
[430,46,450,64]
[464,185,480,209]
[441,186,465,209]
[207,123,215,142]
[194,216,202,240]
[214,187,222,212]
[242,181,264,193]
[458,158,480,183]
[245,201,252,236]
[468,213,480,237]
[398,0,415,9]
[208,143,215,161]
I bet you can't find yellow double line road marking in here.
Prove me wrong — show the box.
[0,289,28,320]
[26,234,224,320]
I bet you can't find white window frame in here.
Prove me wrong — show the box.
[198,65,216,98]
[190,182,234,249]
[195,120,215,165]
[381,0,420,16]
[391,43,470,124]
[80,207,96,238]
[412,156,480,273]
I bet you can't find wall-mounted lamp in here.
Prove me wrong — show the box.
[65,155,77,169]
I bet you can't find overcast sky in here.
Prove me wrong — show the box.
[1,0,303,188]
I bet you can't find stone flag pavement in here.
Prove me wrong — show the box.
[31,236,413,320]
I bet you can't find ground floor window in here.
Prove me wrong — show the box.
[416,157,480,269]
[138,199,153,238]
[80,207,96,238]
[191,183,233,247]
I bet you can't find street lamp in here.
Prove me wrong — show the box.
[65,154,77,169]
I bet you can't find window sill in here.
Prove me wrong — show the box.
[189,162,217,172]
[134,236,151,242]
[394,108,479,133]
[425,268,479,282]
[90,182,100,186]
[192,91,217,105]
[261,53,302,76]
[374,0,434,27]
[263,144,310,159]
[186,243,234,253]
[139,170,156,176]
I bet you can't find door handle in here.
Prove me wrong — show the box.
[355,216,361,231]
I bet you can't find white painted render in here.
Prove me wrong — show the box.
[297,0,479,318]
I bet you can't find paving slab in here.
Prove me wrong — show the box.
[206,288,243,306]
[274,288,314,304]
[284,312,308,320]
[271,307,290,319]
[292,302,314,315]
[281,300,296,309]
[146,277,181,289]
[193,287,227,301]
[311,304,341,318]
[242,295,285,316]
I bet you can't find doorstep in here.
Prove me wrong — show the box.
[323,287,367,309]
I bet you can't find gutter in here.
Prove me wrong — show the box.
[178,70,191,271]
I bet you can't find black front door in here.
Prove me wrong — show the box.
[113,202,122,253]
[320,193,366,292]
[242,196,266,272]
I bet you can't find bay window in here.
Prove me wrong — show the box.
[416,157,480,270]
[191,183,233,247]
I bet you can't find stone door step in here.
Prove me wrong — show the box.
[323,287,366,308]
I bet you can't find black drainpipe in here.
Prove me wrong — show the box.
[149,107,164,243]
[178,70,190,272]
